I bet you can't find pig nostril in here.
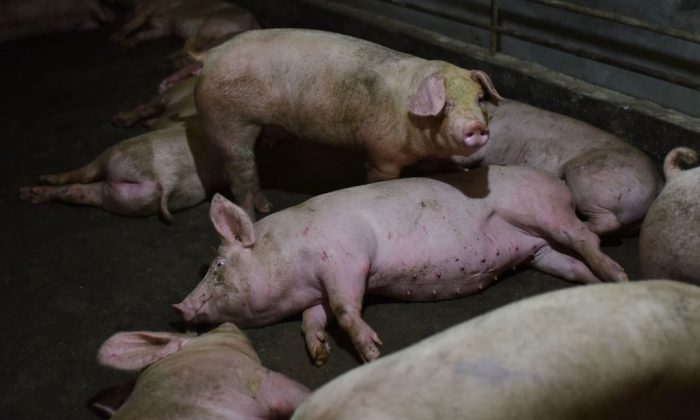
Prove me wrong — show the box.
[466,132,475,138]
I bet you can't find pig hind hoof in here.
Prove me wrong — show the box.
[18,187,46,204]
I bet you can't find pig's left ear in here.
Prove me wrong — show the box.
[409,74,446,117]
[209,193,256,247]
[97,331,191,371]
[471,70,504,105]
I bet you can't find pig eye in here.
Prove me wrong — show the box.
[212,257,226,271]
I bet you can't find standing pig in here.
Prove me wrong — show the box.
[195,28,503,218]
[451,100,663,235]
[639,147,700,284]
[292,280,700,420]
[95,323,310,419]
[18,122,223,222]
[174,166,627,365]
[111,0,259,49]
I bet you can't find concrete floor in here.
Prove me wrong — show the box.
[0,28,642,419]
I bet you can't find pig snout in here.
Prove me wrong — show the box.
[172,302,197,323]
[464,122,489,147]
[172,293,216,324]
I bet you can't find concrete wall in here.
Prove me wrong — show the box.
[332,0,700,118]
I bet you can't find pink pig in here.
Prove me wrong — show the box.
[174,166,627,365]
[95,323,309,419]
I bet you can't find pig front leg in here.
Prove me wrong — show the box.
[302,304,332,366]
[319,262,383,363]
[529,245,603,284]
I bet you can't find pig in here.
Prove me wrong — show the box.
[450,100,663,235]
[95,322,310,419]
[173,165,627,365]
[111,0,259,49]
[18,122,223,222]
[292,280,700,420]
[639,147,700,284]
[0,0,114,43]
[112,76,197,129]
[195,28,503,219]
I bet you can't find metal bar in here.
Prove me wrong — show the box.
[375,0,700,90]
[526,0,700,45]
[490,0,500,55]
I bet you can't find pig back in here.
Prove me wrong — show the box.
[292,281,700,420]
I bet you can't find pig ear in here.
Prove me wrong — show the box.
[97,331,191,371]
[471,70,504,105]
[209,194,256,247]
[409,74,446,117]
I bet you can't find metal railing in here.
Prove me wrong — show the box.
[377,0,700,90]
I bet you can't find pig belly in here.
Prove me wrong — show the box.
[367,219,541,301]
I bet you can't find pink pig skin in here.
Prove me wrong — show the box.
[452,100,663,235]
[639,147,700,284]
[195,28,503,219]
[18,122,224,222]
[292,281,700,420]
[111,0,259,49]
[174,166,627,365]
[96,323,309,420]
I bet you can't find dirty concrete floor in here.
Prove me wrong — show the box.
[0,28,641,420]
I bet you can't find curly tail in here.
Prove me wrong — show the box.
[183,38,208,63]
[663,147,698,180]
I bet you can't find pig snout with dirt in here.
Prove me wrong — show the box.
[451,100,663,235]
[0,0,114,43]
[95,323,310,419]
[639,147,700,284]
[18,123,223,222]
[113,76,197,129]
[111,0,259,49]
[173,166,627,365]
[292,280,700,420]
[195,28,503,219]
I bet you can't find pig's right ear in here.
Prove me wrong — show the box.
[97,331,191,371]
[209,193,256,247]
[409,74,446,117]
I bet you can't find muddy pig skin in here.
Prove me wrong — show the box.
[451,100,663,235]
[0,0,114,43]
[195,28,503,219]
[292,280,700,420]
[113,76,197,129]
[111,0,259,49]
[96,323,309,419]
[18,122,223,222]
[639,147,700,284]
[174,166,627,364]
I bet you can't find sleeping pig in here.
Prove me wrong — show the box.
[639,147,700,284]
[451,100,663,235]
[292,280,700,420]
[173,166,627,365]
[18,122,223,222]
[95,323,309,419]
[194,28,503,219]
[111,0,259,49]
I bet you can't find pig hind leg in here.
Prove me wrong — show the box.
[320,261,382,363]
[302,304,332,366]
[38,160,102,185]
[529,245,602,284]
[539,212,627,283]
[113,102,165,127]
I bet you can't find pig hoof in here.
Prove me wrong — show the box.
[306,331,331,366]
[254,193,272,213]
[360,344,381,363]
[18,187,44,203]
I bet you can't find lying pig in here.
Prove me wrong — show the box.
[18,122,223,222]
[111,0,259,49]
[96,323,310,419]
[449,100,663,235]
[195,28,503,219]
[0,0,114,43]
[112,76,197,128]
[639,147,700,284]
[174,166,627,365]
[292,280,700,420]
